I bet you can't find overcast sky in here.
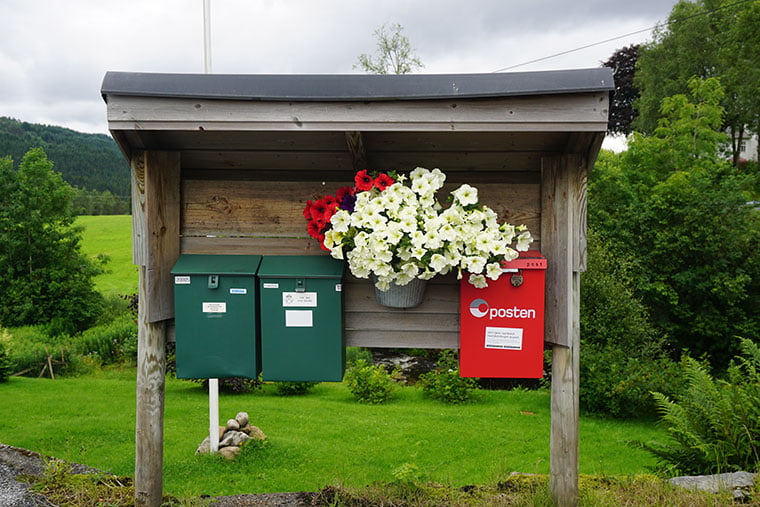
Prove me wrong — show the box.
[1,0,677,137]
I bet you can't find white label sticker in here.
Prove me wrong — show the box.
[335,284,342,292]
[485,327,523,350]
[263,283,279,289]
[282,292,317,307]
[174,276,191,285]
[229,288,247,295]
[202,302,227,313]
[285,310,313,327]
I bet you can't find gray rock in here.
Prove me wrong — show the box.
[195,436,211,455]
[669,471,757,499]
[225,419,240,432]
[219,430,251,448]
[235,411,249,427]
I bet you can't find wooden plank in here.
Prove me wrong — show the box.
[144,151,181,322]
[106,93,611,132]
[572,156,588,273]
[134,268,166,507]
[363,131,568,152]
[540,156,572,347]
[181,150,354,171]
[367,151,542,173]
[131,152,147,266]
[181,179,541,239]
[346,331,459,349]
[144,130,349,151]
[181,236,323,255]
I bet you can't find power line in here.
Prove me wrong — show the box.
[492,0,753,73]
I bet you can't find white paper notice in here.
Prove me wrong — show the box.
[285,310,313,327]
[174,276,191,284]
[485,327,523,350]
[202,302,227,313]
[282,292,317,307]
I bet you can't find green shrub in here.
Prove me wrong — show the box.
[197,376,263,395]
[344,359,396,404]
[346,346,372,366]
[418,350,477,404]
[635,338,760,475]
[274,381,318,395]
[73,314,137,364]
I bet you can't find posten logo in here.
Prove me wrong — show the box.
[469,299,537,320]
[469,299,489,318]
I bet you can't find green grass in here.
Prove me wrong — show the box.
[0,374,666,498]
[76,215,136,296]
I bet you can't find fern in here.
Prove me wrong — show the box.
[634,338,760,474]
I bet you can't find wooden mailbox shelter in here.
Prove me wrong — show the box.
[101,67,613,507]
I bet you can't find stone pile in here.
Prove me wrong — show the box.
[195,411,267,460]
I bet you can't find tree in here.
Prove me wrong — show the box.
[355,23,423,75]
[602,44,639,135]
[589,78,760,367]
[0,148,103,333]
[634,0,760,165]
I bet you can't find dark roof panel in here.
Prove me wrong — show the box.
[101,68,613,102]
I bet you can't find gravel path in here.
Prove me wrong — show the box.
[0,443,316,506]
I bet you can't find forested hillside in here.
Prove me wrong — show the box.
[0,117,130,211]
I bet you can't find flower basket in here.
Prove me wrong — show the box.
[373,277,427,308]
[303,167,533,304]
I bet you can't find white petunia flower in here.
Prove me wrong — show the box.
[452,184,478,206]
[468,273,488,288]
[486,262,502,280]
[516,230,533,251]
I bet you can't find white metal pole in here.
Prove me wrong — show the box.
[203,0,218,455]
[203,0,212,73]
[209,378,219,453]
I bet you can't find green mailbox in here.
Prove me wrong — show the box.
[258,255,345,382]
[171,254,262,379]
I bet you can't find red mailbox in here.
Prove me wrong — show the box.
[459,251,547,378]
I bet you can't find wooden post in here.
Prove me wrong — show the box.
[542,154,584,506]
[132,150,180,507]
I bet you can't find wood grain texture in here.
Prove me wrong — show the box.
[144,151,181,322]
[134,266,166,507]
[181,179,541,240]
[106,93,610,132]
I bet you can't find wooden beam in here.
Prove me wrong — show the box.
[345,131,368,172]
[106,93,611,133]
[134,266,166,507]
[542,154,583,506]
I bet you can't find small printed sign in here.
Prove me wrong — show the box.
[484,327,523,350]
[282,292,317,307]
[202,302,227,313]
[229,288,247,295]
[285,310,313,327]
[335,284,342,292]
[263,283,279,289]
[174,276,191,285]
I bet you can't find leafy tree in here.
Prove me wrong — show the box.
[589,78,760,367]
[634,0,760,165]
[355,23,423,75]
[602,44,639,135]
[0,148,104,333]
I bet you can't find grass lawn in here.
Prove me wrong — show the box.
[76,215,136,296]
[0,373,666,498]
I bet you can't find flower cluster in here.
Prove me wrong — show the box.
[305,167,532,289]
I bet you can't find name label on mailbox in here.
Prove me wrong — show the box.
[202,302,227,313]
[282,292,317,307]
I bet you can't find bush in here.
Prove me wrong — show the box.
[344,359,396,404]
[0,341,12,382]
[274,381,318,396]
[418,350,477,404]
[197,376,263,395]
[73,314,137,364]
[636,338,760,475]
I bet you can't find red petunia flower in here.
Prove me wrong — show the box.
[323,195,338,207]
[336,186,356,200]
[302,200,314,220]
[310,198,328,221]
[374,173,395,191]
[354,170,374,192]
[307,220,321,239]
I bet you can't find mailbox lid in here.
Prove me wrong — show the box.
[171,254,262,275]
[501,250,547,270]
[258,255,344,279]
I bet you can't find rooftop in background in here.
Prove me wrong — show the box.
[101,68,613,102]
